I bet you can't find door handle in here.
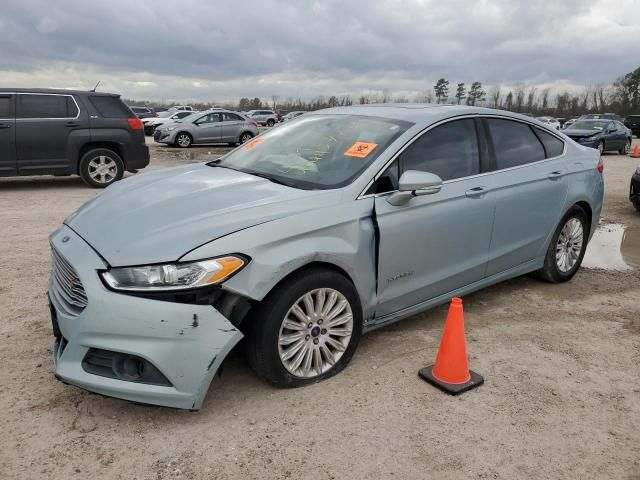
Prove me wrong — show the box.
[0,124,11,129]
[465,186,488,198]
[65,122,80,127]
[548,170,565,179]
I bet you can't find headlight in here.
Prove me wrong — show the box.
[582,134,599,141]
[101,256,246,292]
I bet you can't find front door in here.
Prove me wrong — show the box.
[0,94,16,176]
[15,93,84,175]
[375,118,495,316]
[193,112,222,143]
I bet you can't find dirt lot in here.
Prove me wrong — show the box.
[1,138,639,480]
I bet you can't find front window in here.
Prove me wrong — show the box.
[208,114,412,190]
[570,121,609,131]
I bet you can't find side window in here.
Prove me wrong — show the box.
[486,119,545,170]
[400,119,480,181]
[223,112,242,122]
[374,160,399,194]
[195,113,221,124]
[177,111,192,119]
[0,96,12,118]
[534,128,564,158]
[89,96,130,118]
[16,94,77,119]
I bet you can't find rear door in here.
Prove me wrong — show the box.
[193,113,221,143]
[483,117,569,276]
[0,94,16,176]
[15,93,86,175]
[220,112,245,142]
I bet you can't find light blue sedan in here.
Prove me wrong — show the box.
[49,105,603,409]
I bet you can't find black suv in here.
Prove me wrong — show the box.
[0,89,150,188]
[624,115,640,137]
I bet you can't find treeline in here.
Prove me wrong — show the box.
[125,66,640,118]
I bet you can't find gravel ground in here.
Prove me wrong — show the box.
[1,138,639,480]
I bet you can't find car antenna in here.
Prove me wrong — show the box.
[90,80,101,92]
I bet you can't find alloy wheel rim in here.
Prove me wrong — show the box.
[556,217,584,273]
[241,133,251,143]
[278,288,353,378]
[177,134,191,147]
[88,155,117,184]
[625,140,631,154]
[598,142,604,154]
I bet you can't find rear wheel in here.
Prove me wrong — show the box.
[78,148,124,188]
[620,139,631,155]
[175,132,192,148]
[239,132,253,144]
[534,205,589,283]
[246,268,362,387]
[266,119,275,127]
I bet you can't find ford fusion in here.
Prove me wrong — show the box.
[49,105,604,409]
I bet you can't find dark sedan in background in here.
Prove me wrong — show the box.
[624,115,640,137]
[563,119,632,154]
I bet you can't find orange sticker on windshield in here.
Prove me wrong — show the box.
[344,142,378,158]
[242,137,263,151]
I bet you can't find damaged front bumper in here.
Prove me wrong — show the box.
[49,225,243,410]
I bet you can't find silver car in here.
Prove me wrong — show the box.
[246,109,278,126]
[49,105,603,409]
[154,109,259,147]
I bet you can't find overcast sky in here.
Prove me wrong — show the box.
[0,0,638,102]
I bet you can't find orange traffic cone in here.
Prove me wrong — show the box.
[419,297,484,395]
[631,145,640,159]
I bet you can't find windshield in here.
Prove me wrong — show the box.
[569,121,609,131]
[208,114,412,190]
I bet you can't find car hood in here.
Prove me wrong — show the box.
[65,163,342,266]
[563,129,601,137]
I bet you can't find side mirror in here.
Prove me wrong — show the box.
[387,170,443,206]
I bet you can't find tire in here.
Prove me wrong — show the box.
[266,119,275,127]
[597,140,604,155]
[78,148,124,188]
[174,132,192,148]
[620,139,631,155]
[633,199,640,213]
[534,205,589,283]
[239,131,253,144]
[246,267,362,387]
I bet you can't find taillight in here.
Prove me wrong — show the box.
[153,112,158,117]
[128,118,143,131]
[249,120,258,127]
[597,157,603,174]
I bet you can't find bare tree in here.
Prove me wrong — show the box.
[489,85,501,109]
[514,85,526,112]
[526,86,537,112]
[540,88,550,112]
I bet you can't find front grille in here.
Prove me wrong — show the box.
[50,246,88,317]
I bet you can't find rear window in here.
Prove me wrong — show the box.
[89,96,131,118]
[486,118,545,170]
[0,96,11,118]
[16,94,78,119]
[535,128,565,158]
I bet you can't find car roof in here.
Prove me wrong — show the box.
[0,88,119,97]
[307,104,540,124]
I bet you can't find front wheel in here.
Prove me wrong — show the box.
[620,139,631,155]
[534,206,589,283]
[78,148,124,188]
[174,132,192,148]
[597,141,604,155]
[246,268,362,387]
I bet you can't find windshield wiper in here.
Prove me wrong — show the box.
[244,170,295,187]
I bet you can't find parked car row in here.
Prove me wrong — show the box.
[562,119,632,155]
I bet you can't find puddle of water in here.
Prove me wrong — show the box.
[582,223,640,271]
